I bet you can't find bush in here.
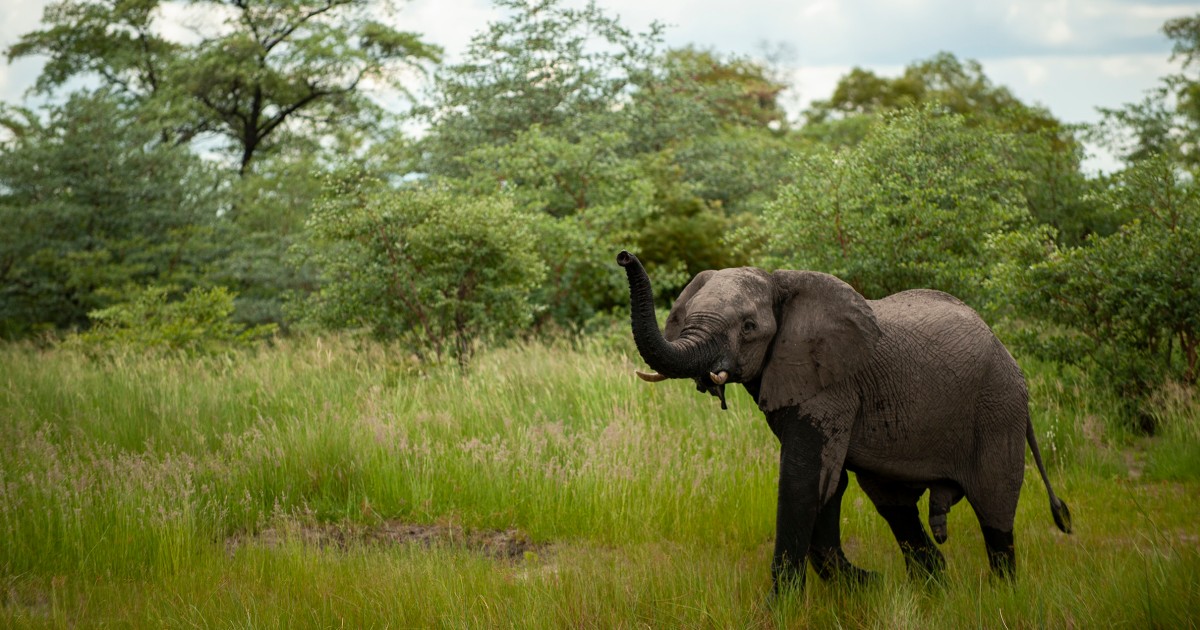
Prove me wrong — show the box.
[991,155,1200,428]
[0,92,223,337]
[759,106,1031,308]
[301,179,546,367]
[68,285,276,355]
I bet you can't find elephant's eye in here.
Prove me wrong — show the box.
[742,320,757,335]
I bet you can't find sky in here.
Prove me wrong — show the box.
[2,0,1199,170]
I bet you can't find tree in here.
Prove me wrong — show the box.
[656,47,789,130]
[301,178,546,366]
[803,53,1048,132]
[991,155,1200,422]
[415,0,660,179]
[417,0,797,321]
[207,150,327,328]
[801,52,1102,245]
[628,47,797,218]
[68,285,276,355]
[0,91,222,337]
[762,106,1030,308]
[1093,13,1200,168]
[8,0,440,175]
[449,123,663,323]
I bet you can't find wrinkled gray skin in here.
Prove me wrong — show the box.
[617,251,1071,594]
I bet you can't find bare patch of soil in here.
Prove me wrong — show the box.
[225,519,542,561]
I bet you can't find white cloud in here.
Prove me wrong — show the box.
[1012,58,1050,87]
[0,0,50,99]
[404,0,501,63]
[987,53,1174,123]
[154,1,236,43]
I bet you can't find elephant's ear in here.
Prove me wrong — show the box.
[758,271,881,412]
[664,270,715,342]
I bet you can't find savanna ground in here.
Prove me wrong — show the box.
[1,335,1198,628]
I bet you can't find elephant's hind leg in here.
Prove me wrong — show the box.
[961,407,1024,580]
[808,469,876,586]
[966,482,1020,579]
[857,472,946,580]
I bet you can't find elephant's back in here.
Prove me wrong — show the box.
[869,289,983,330]
[866,288,1016,392]
[869,290,1004,359]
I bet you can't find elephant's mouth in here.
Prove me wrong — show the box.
[695,370,730,410]
[636,369,731,409]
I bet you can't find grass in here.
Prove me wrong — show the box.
[1,337,1198,627]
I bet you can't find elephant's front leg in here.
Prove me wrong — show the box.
[808,469,877,585]
[770,410,848,594]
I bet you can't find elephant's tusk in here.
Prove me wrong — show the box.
[635,370,668,382]
[709,371,728,385]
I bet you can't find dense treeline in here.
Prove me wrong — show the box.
[2,0,1198,425]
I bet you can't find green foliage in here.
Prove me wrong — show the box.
[625,46,796,217]
[417,0,793,319]
[656,46,789,130]
[6,0,178,96]
[801,53,1102,246]
[414,0,667,323]
[8,0,440,175]
[453,124,744,321]
[1009,122,1115,246]
[761,106,1030,306]
[802,53,1052,140]
[991,155,1200,424]
[208,152,329,329]
[0,91,223,337]
[68,285,276,355]
[415,0,661,180]
[301,179,546,366]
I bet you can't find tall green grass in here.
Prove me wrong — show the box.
[2,338,1197,627]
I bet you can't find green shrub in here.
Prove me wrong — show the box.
[301,179,546,367]
[0,92,223,338]
[759,106,1031,308]
[991,155,1200,428]
[69,285,276,355]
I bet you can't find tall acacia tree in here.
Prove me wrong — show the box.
[8,0,440,175]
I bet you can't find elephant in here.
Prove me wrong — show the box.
[616,250,1071,594]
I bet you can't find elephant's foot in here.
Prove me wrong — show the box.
[872,503,946,583]
[900,543,947,583]
[810,546,878,588]
[769,560,807,602]
[982,526,1016,579]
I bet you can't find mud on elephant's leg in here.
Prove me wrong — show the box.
[808,468,877,587]
[981,526,1016,579]
[858,473,946,581]
[768,410,844,592]
[770,439,820,594]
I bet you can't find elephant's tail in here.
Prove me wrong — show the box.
[1026,420,1072,534]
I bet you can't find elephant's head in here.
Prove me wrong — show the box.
[617,250,881,411]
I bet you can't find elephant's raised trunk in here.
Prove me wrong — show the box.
[617,250,719,379]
